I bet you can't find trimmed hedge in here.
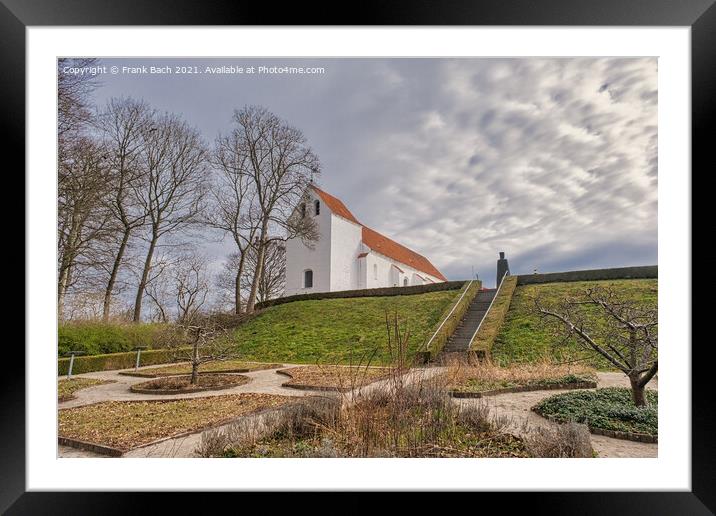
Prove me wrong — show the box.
[424,280,481,358]
[58,348,187,376]
[58,322,174,356]
[256,280,466,309]
[470,275,518,355]
[517,265,657,286]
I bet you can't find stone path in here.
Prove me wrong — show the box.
[454,372,658,458]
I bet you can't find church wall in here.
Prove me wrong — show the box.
[284,190,332,296]
[329,215,363,291]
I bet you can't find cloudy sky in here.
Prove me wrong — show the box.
[93,58,657,287]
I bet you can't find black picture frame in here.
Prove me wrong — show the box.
[4,0,711,512]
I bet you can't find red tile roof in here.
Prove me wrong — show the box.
[311,186,361,225]
[311,185,448,282]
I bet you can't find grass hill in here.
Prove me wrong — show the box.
[491,278,658,369]
[230,289,461,365]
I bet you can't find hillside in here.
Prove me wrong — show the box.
[231,289,461,364]
[491,278,658,369]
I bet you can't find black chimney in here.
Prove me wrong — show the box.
[496,251,510,287]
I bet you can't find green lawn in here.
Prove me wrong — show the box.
[491,279,657,369]
[230,290,461,365]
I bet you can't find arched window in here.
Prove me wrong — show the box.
[314,200,320,216]
[373,264,378,280]
[403,277,408,287]
[304,269,313,288]
[300,203,306,218]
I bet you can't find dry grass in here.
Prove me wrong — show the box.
[58,377,113,402]
[524,422,594,458]
[204,366,529,458]
[446,358,597,393]
[130,360,282,377]
[130,374,250,393]
[59,393,295,451]
[278,365,392,391]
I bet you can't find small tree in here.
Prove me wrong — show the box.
[173,316,236,385]
[535,286,657,407]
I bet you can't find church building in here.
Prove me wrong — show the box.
[284,185,447,296]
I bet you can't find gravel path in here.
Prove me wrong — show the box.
[454,372,658,458]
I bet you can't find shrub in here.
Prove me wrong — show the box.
[58,321,179,356]
[58,347,187,375]
[525,422,594,458]
[533,387,658,436]
[470,276,518,355]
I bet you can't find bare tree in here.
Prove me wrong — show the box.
[174,254,209,324]
[229,106,321,313]
[173,317,235,385]
[57,137,113,318]
[535,286,658,406]
[205,130,262,314]
[130,112,208,322]
[58,58,100,142]
[242,240,285,303]
[95,97,153,320]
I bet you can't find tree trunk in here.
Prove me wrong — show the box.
[234,252,246,315]
[132,234,158,323]
[102,227,131,321]
[190,342,199,385]
[629,375,646,407]
[245,224,267,313]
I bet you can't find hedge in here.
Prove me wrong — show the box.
[470,275,518,356]
[423,280,481,359]
[255,280,467,309]
[58,348,187,376]
[516,265,657,286]
[58,321,174,356]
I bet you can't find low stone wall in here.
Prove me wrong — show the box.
[516,265,657,286]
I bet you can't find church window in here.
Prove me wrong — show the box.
[373,264,378,280]
[304,269,313,288]
[314,200,320,216]
[403,277,408,287]
[301,203,306,218]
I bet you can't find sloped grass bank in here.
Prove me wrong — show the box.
[532,387,658,437]
[231,290,461,365]
[491,279,657,369]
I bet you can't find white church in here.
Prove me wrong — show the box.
[284,185,447,296]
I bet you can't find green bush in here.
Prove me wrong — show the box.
[533,387,658,436]
[58,321,176,356]
[58,348,187,375]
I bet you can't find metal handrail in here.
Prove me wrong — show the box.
[468,270,510,349]
[423,280,474,352]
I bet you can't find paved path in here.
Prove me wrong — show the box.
[454,372,658,458]
[59,363,316,409]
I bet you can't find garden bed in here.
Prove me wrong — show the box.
[58,393,295,452]
[129,374,250,394]
[531,387,658,442]
[120,360,282,378]
[446,362,597,398]
[276,365,393,392]
[58,377,113,402]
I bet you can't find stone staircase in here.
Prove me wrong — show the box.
[441,288,496,353]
